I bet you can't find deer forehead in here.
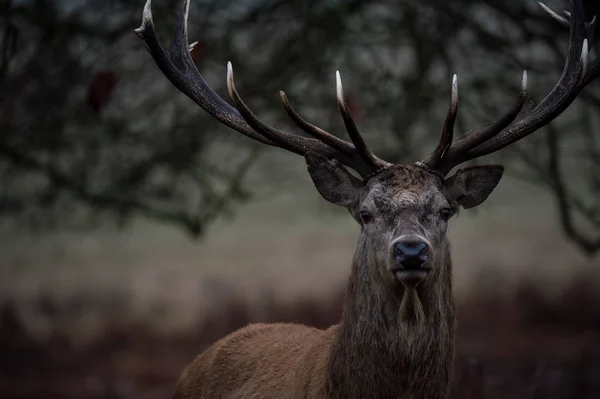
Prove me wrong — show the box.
[362,166,446,212]
[364,184,445,213]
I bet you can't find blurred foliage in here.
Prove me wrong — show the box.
[0,0,598,253]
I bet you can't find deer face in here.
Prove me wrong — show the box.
[306,153,503,287]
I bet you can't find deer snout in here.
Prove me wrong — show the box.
[394,238,428,269]
[389,235,432,286]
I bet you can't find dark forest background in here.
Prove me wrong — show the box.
[1,0,599,397]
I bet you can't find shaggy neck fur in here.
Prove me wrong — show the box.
[326,236,455,399]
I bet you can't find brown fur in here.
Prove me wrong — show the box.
[173,163,502,399]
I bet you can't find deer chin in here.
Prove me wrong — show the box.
[399,286,425,323]
[394,269,429,289]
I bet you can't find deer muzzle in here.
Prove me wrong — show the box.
[389,235,432,286]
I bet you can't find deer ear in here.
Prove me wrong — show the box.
[305,152,362,207]
[445,165,504,209]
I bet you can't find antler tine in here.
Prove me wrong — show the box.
[225,63,388,177]
[421,74,458,169]
[538,2,571,28]
[543,2,597,80]
[135,0,390,179]
[580,38,590,80]
[539,2,597,43]
[225,62,309,156]
[134,0,270,146]
[430,0,598,175]
[279,91,356,155]
[435,71,528,175]
[462,0,593,155]
[335,71,380,170]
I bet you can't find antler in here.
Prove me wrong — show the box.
[418,74,459,171]
[420,0,598,176]
[134,0,391,179]
[136,0,597,181]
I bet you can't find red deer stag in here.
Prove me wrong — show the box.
[135,1,598,398]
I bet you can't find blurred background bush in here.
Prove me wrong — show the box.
[0,0,599,397]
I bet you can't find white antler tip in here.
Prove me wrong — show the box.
[135,0,154,35]
[581,39,589,62]
[279,90,288,102]
[521,70,528,90]
[226,61,235,96]
[336,70,344,101]
[580,39,589,80]
[451,74,458,104]
[537,2,569,25]
[537,2,551,13]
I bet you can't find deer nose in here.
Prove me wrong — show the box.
[394,238,428,269]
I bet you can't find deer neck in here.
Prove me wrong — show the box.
[327,238,455,399]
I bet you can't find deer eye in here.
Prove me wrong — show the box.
[440,208,452,221]
[359,210,373,224]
